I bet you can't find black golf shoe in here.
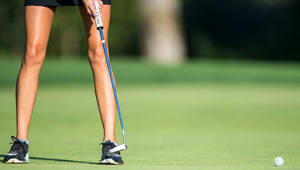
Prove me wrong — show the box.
[100,140,123,165]
[3,136,29,164]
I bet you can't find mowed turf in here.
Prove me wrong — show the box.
[0,59,300,170]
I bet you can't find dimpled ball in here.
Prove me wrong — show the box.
[274,157,284,167]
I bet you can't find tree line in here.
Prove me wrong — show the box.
[0,0,299,63]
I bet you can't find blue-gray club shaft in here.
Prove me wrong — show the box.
[93,0,126,146]
[98,28,126,145]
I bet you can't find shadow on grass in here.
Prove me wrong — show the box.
[0,154,99,165]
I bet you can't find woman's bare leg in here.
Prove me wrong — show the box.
[79,5,117,142]
[16,6,56,140]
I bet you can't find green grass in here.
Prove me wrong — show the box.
[0,58,300,170]
[1,58,300,87]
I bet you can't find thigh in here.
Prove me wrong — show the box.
[79,5,111,50]
[25,6,56,53]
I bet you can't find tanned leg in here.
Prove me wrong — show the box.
[16,6,56,140]
[79,5,117,142]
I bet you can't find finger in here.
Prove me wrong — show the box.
[100,0,103,9]
[85,6,92,17]
[82,0,92,17]
[86,0,96,18]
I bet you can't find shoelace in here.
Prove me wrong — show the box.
[10,136,27,153]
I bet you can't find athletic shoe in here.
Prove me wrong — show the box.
[3,136,29,164]
[99,140,123,165]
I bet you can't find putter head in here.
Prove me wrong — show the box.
[109,144,128,153]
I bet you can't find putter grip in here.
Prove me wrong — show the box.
[94,1,103,29]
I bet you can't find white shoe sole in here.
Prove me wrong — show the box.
[99,158,122,165]
[4,153,29,164]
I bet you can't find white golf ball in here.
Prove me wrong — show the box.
[274,157,284,167]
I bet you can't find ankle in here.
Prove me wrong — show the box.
[18,138,29,145]
[103,137,116,143]
[16,136,29,145]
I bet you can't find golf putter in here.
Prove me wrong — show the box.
[94,1,128,153]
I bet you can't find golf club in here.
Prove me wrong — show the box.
[94,1,128,153]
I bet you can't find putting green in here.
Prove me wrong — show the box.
[0,59,300,170]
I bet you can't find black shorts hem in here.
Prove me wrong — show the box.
[24,0,111,6]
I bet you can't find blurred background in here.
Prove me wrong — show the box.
[1,0,300,169]
[1,0,300,63]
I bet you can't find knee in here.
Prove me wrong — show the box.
[24,45,45,67]
[88,48,106,66]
